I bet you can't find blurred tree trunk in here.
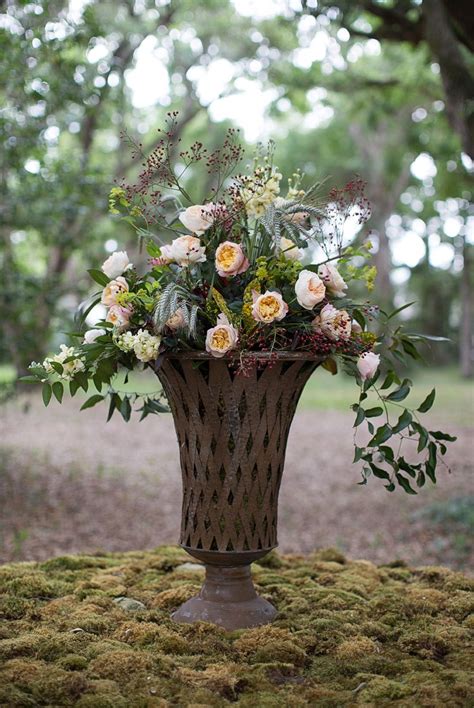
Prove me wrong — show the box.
[460,237,473,378]
[350,120,411,310]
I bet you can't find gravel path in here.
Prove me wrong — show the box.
[1,395,472,569]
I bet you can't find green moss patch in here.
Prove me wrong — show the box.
[0,547,472,706]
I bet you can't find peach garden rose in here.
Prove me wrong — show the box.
[205,314,239,358]
[169,235,206,267]
[179,203,216,235]
[312,303,351,341]
[215,241,249,277]
[106,304,133,331]
[100,276,129,307]
[295,269,326,309]
[101,250,131,279]
[318,263,347,298]
[252,291,288,323]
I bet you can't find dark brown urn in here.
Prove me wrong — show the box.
[156,352,321,630]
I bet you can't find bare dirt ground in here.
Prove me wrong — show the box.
[1,395,472,569]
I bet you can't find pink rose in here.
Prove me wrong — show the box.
[215,241,249,277]
[357,352,380,381]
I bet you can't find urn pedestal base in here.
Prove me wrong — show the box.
[172,560,276,631]
[156,353,321,631]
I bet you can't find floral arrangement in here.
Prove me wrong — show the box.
[24,114,455,494]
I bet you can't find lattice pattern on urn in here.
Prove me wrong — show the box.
[157,355,319,554]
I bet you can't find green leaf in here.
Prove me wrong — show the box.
[353,406,365,427]
[119,396,132,422]
[369,424,392,446]
[18,376,40,383]
[416,470,426,488]
[386,384,410,402]
[365,406,384,418]
[385,301,416,320]
[69,379,81,397]
[353,446,364,463]
[80,394,104,411]
[369,463,391,481]
[429,430,456,442]
[42,383,52,407]
[418,388,435,413]
[107,394,120,422]
[352,308,366,330]
[52,381,63,403]
[395,473,417,495]
[380,371,396,390]
[87,269,110,287]
[392,409,412,434]
[49,361,64,375]
[322,357,338,375]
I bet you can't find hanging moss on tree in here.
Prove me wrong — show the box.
[0,546,472,706]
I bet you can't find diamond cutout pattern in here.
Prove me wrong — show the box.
[156,354,320,553]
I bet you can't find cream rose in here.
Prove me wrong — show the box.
[312,303,351,341]
[83,328,106,344]
[165,308,186,331]
[101,251,131,279]
[252,290,288,324]
[318,263,348,298]
[284,211,310,228]
[280,236,303,261]
[100,276,129,307]
[205,314,239,358]
[215,241,249,277]
[295,270,326,310]
[169,235,206,267]
[179,203,216,235]
[106,304,132,331]
[357,352,380,381]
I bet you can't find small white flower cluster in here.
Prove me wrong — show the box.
[115,329,161,363]
[242,170,282,218]
[43,344,85,381]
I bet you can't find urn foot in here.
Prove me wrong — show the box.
[171,563,277,631]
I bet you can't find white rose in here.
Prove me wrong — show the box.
[179,203,216,235]
[101,251,131,279]
[83,328,106,344]
[312,303,351,341]
[133,329,161,363]
[318,263,347,298]
[205,314,239,358]
[170,235,206,267]
[357,352,380,381]
[280,237,303,261]
[252,290,288,324]
[295,270,326,309]
[100,277,129,307]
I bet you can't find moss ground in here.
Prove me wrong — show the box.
[0,546,472,707]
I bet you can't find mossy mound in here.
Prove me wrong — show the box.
[0,547,473,706]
